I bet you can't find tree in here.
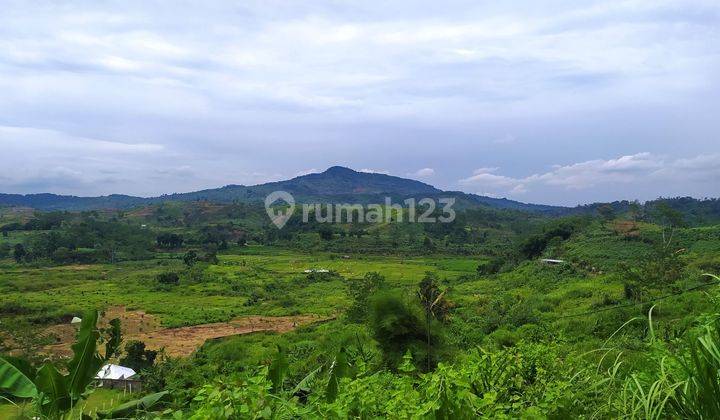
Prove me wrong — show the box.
[156,233,183,249]
[417,273,450,371]
[120,340,158,372]
[156,272,179,286]
[236,231,248,246]
[628,201,643,222]
[520,235,547,259]
[423,236,435,252]
[369,292,438,371]
[318,225,334,241]
[183,250,198,267]
[346,272,385,323]
[654,202,686,248]
[597,204,616,224]
[13,243,26,263]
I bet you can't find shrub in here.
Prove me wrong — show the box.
[156,272,180,286]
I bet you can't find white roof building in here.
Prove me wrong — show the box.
[70,317,82,324]
[96,364,137,380]
[540,259,565,264]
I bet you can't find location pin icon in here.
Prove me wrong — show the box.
[265,191,295,229]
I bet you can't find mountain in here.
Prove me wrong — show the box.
[0,166,562,213]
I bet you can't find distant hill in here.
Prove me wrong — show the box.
[0,166,565,213]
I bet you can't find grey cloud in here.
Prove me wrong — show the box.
[0,1,718,204]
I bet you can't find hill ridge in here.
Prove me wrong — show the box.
[0,166,556,212]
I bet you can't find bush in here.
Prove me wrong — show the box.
[369,292,442,371]
[346,272,385,323]
[477,256,505,275]
[156,272,180,286]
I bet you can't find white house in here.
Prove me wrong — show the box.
[96,364,136,380]
[96,364,142,392]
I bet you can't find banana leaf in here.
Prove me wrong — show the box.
[0,356,37,399]
[104,318,122,360]
[35,363,71,418]
[67,310,103,399]
[325,347,349,403]
[268,345,289,393]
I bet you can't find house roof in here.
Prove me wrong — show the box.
[96,364,137,380]
[540,259,565,264]
[70,316,82,324]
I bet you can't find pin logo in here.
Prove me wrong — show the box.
[265,191,295,229]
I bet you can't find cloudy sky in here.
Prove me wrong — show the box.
[0,0,718,205]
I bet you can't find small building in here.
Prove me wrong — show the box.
[540,259,565,265]
[303,269,330,273]
[96,364,142,393]
[70,316,82,324]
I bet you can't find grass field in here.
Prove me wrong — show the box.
[0,246,486,330]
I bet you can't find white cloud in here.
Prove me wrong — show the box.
[295,168,320,177]
[359,168,390,175]
[409,167,435,178]
[459,152,720,199]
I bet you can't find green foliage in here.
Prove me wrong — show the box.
[476,256,505,275]
[325,347,351,403]
[103,318,122,361]
[35,363,71,418]
[268,346,289,393]
[3,201,720,418]
[0,309,119,419]
[66,311,104,399]
[0,356,36,398]
[13,243,26,263]
[183,250,198,267]
[345,272,385,323]
[187,341,588,418]
[156,271,180,286]
[96,391,170,419]
[120,340,157,373]
[369,292,441,370]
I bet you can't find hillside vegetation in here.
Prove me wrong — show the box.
[1,195,720,418]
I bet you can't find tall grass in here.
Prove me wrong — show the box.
[604,274,720,418]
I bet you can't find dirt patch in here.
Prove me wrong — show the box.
[41,306,320,358]
[134,315,319,357]
[613,220,640,237]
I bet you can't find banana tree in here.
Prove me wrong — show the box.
[0,309,120,419]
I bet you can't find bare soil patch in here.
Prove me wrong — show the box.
[41,306,319,358]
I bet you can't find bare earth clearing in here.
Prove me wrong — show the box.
[41,306,321,358]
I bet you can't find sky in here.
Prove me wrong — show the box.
[0,0,718,206]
